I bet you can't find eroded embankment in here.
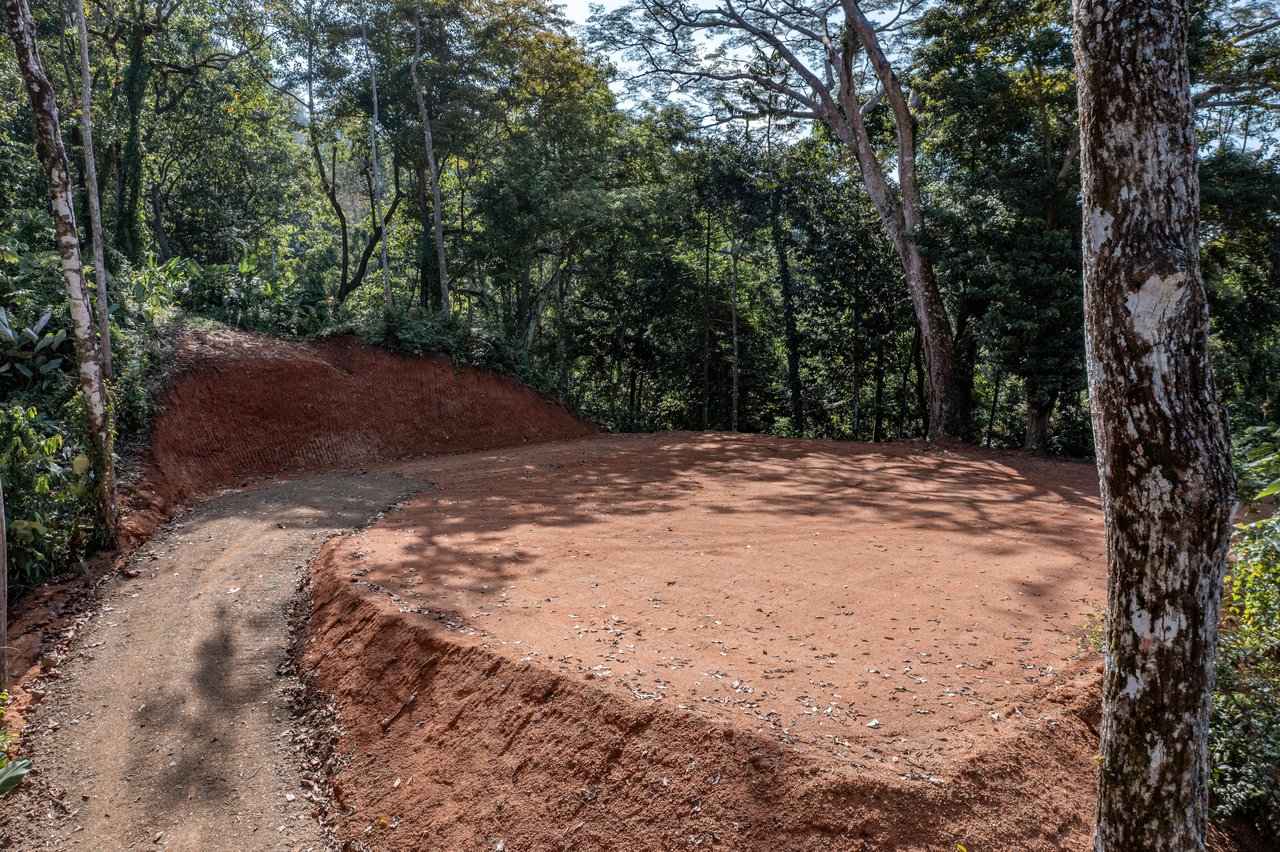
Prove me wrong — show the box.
[300,434,1112,851]
[125,326,595,543]
[304,546,1099,851]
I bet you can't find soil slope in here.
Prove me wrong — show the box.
[130,327,595,532]
[304,433,1112,851]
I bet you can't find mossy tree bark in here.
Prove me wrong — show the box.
[1073,2,1237,848]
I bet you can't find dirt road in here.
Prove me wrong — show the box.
[1,472,419,852]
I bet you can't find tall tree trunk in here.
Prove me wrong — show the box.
[557,269,569,394]
[827,7,965,440]
[1073,2,1237,849]
[896,329,916,438]
[5,0,117,537]
[361,22,392,312]
[149,182,171,262]
[913,331,929,438]
[771,193,803,434]
[115,26,147,261]
[985,371,1002,448]
[412,3,450,315]
[872,340,886,443]
[305,31,349,296]
[702,210,711,430]
[729,240,740,433]
[413,161,437,310]
[74,0,110,379]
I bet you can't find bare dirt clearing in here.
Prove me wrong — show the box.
[306,433,1111,850]
[1,472,420,851]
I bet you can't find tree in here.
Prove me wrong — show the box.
[74,0,111,380]
[1073,1,1238,848]
[4,0,117,537]
[602,0,968,438]
[361,20,394,312]
[413,0,451,314]
[914,0,1084,453]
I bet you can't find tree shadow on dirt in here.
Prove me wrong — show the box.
[120,471,423,821]
[371,433,1103,635]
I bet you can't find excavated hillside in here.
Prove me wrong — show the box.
[124,325,596,542]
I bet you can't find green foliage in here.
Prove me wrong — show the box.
[0,405,100,592]
[1210,425,1280,835]
[0,308,69,392]
[0,691,31,798]
[0,758,31,797]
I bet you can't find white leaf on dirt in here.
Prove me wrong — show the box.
[866,719,880,728]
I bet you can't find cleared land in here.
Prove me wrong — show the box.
[306,432,1110,851]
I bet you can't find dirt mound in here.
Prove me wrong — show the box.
[302,433,1110,850]
[126,326,595,543]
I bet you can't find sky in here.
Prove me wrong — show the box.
[559,0,624,26]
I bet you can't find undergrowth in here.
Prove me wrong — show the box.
[0,692,31,797]
[1210,424,1280,837]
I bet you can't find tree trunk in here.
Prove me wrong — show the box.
[1073,2,1238,849]
[896,328,916,438]
[1024,390,1056,453]
[730,241,740,433]
[985,371,1002,448]
[829,7,965,440]
[361,22,392,312]
[338,190,402,303]
[149,182,172,262]
[702,209,711,431]
[412,3,450,316]
[74,0,110,380]
[872,340,886,443]
[305,33,349,297]
[5,0,117,537]
[913,331,929,438]
[414,161,437,310]
[115,26,147,261]
[771,193,803,435]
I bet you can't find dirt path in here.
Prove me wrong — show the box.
[1,472,419,852]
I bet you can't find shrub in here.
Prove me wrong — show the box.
[0,404,100,592]
[1210,425,1280,836]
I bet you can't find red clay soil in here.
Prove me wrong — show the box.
[304,433,1115,851]
[127,326,595,540]
[4,325,594,702]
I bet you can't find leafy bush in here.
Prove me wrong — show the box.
[167,252,330,337]
[347,306,572,406]
[0,308,70,392]
[0,405,101,593]
[1210,425,1280,836]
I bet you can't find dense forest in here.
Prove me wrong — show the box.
[1,0,1280,842]
[1,0,1274,456]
